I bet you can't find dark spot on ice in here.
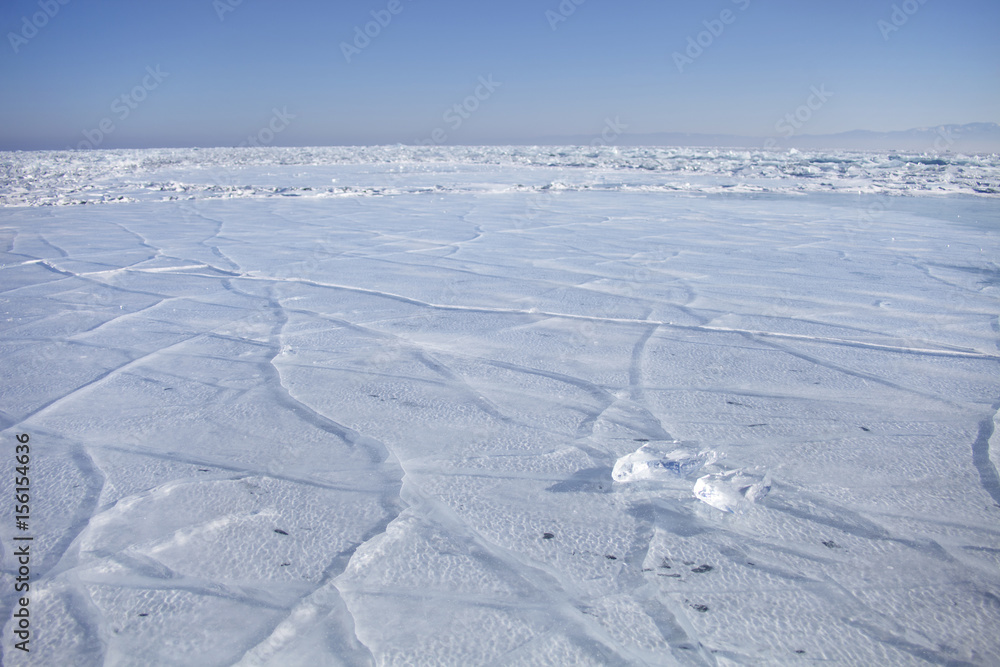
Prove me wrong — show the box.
[634,438,649,442]
[822,540,840,549]
[542,532,555,539]
[163,387,172,391]
[691,603,709,613]
[280,562,290,567]
[197,468,209,472]
[860,426,871,432]
[138,613,148,617]
[658,573,681,578]
[726,400,747,406]
[747,561,755,566]
[747,423,768,427]
[274,529,289,536]
[659,558,671,569]
[795,649,806,654]
[691,564,713,573]
[605,555,617,560]
[546,466,613,493]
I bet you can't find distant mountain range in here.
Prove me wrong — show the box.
[536,122,1000,154]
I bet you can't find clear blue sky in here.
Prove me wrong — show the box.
[1,0,997,149]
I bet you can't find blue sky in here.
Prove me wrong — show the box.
[1,0,997,149]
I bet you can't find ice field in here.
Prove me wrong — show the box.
[2,146,999,665]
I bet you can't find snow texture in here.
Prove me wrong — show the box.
[1,146,999,666]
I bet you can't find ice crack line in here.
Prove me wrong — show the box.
[972,401,1000,506]
[232,273,1000,360]
[629,324,658,404]
[230,282,405,663]
[972,315,1000,506]
[4,331,210,430]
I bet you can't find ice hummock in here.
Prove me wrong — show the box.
[3,144,999,207]
[612,442,770,513]
[612,441,719,482]
[693,468,772,513]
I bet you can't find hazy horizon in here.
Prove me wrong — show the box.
[2,0,998,151]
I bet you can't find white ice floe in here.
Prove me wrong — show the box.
[2,147,999,665]
[612,442,719,482]
[2,144,998,207]
[693,468,772,513]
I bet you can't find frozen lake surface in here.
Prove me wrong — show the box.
[2,147,999,665]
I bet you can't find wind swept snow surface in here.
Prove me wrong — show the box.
[1,147,999,665]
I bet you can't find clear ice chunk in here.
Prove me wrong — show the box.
[612,442,719,482]
[693,468,772,513]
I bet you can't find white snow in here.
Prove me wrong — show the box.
[1,146,999,665]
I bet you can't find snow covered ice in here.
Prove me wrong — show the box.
[1,146,1000,665]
